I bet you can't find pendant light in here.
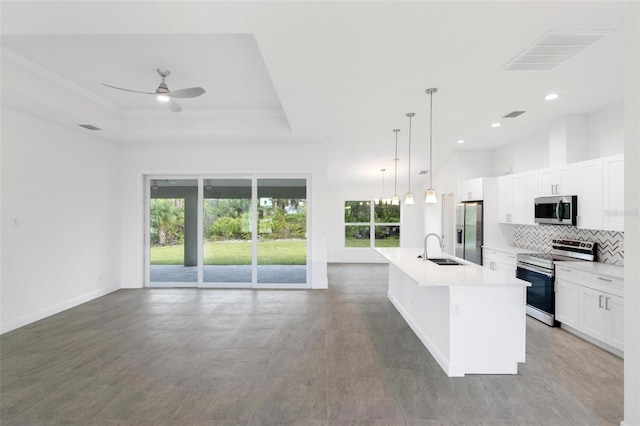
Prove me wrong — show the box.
[425,88,438,204]
[375,168,390,205]
[391,129,401,205]
[404,112,416,205]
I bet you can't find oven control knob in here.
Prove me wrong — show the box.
[552,239,557,243]
[580,243,585,247]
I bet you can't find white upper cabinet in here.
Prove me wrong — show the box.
[576,158,603,230]
[522,171,539,225]
[497,176,513,223]
[575,154,624,231]
[459,177,484,201]
[602,154,624,232]
[497,170,538,225]
[538,164,578,196]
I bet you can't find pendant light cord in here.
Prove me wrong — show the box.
[406,113,414,192]
[427,90,435,188]
[393,129,400,196]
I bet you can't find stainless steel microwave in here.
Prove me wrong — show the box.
[534,195,577,225]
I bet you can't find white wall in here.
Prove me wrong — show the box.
[422,150,510,255]
[119,143,328,289]
[623,7,640,425]
[491,128,550,176]
[1,108,121,333]
[588,102,625,158]
[491,103,624,177]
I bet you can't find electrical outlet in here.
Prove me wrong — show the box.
[453,304,461,317]
[12,218,19,227]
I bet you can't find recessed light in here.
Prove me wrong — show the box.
[491,122,502,128]
[457,140,465,144]
[544,93,560,101]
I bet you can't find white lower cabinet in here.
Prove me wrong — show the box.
[606,294,625,350]
[555,280,579,328]
[579,286,607,342]
[482,248,517,278]
[555,266,624,352]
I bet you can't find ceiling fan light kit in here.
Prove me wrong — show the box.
[101,68,206,112]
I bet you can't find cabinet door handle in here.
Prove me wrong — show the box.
[559,268,572,272]
[598,295,604,308]
[597,277,613,282]
[605,297,611,311]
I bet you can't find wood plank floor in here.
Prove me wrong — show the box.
[0,263,623,425]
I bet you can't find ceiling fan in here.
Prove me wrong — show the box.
[101,68,206,112]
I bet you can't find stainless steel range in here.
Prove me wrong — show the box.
[517,239,596,326]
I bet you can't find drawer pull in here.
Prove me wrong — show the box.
[597,277,613,282]
[559,268,572,272]
[598,295,604,308]
[605,297,611,311]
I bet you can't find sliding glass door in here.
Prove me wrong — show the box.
[202,178,252,286]
[148,178,198,287]
[256,178,307,285]
[146,175,309,288]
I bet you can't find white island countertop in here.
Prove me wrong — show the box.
[375,247,530,287]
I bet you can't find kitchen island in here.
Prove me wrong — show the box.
[376,247,531,377]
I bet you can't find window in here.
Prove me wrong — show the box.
[344,200,400,248]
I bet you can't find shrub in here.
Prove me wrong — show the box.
[209,216,250,240]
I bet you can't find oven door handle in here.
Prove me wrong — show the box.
[517,262,553,278]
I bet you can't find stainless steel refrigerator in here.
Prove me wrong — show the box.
[455,202,483,265]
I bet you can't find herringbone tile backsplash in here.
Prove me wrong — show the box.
[514,225,624,266]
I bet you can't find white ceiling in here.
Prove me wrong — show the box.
[0,1,632,185]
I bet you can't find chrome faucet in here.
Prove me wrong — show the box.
[423,233,444,260]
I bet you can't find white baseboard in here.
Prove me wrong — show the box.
[1,285,120,334]
[560,323,624,358]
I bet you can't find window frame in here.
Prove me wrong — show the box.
[344,200,401,249]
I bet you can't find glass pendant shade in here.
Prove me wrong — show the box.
[391,195,400,206]
[404,193,414,204]
[425,188,438,204]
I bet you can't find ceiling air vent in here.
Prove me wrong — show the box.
[79,124,101,131]
[504,31,611,71]
[503,111,526,118]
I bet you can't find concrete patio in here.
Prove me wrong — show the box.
[150,265,307,284]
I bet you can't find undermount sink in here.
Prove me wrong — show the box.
[427,258,462,266]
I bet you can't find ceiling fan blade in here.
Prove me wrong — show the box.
[168,99,183,113]
[168,87,206,99]
[100,83,155,95]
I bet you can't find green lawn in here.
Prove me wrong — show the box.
[345,237,400,248]
[151,239,306,265]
